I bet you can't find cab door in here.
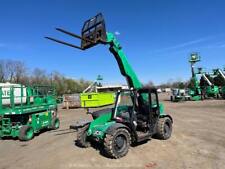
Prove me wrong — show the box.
[149,89,160,133]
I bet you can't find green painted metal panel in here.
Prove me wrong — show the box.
[87,110,113,138]
[31,111,52,132]
[205,86,219,97]
[191,95,201,101]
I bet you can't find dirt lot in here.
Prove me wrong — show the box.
[0,94,225,169]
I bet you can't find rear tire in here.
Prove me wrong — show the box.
[216,94,219,99]
[104,128,131,159]
[18,125,34,141]
[155,117,172,140]
[201,95,204,100]
[51,117,60,130]
[222,94,225,99]
[76,125,91,148]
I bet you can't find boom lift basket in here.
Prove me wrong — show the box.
[45,13,107,50]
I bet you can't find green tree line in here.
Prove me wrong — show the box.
[145,80,190,89]
[0,59,91,96]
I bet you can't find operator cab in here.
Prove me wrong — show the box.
[112,88,160,141]
[91,88,160,123]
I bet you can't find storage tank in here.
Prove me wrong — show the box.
[0,83,27,105]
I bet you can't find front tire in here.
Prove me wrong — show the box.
[155,117,172,140]
[76,125,91,148]
[104,128,131,159]
[18,125,34,141]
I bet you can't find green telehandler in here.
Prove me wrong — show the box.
[46,13,173,158]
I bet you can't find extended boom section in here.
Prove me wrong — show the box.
[106,33,142,89]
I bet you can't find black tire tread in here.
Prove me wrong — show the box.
[155,117,172,140]
[104,128,131,159]
[76,125,91,148]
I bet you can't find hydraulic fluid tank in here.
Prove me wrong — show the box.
[0,83,27,105]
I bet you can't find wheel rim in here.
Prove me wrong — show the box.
[26,127,33,139]
[114,134,127,153]
[55,119,59,128]
[164,122,171,137]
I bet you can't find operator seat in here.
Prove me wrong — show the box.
[137,105,149,121]
[136,96,149,122]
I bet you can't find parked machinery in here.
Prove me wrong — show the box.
[199,68,219,99]
[213,68,225,99]
[80,75,115,108]
[0,83,60,141]
[188,53,202,101]
[62,75,127,109]
[46,13,173,158]
[63,93,81,109]
[170,88,190,102]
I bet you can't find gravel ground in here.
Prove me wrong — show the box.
[0,93,225,169]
